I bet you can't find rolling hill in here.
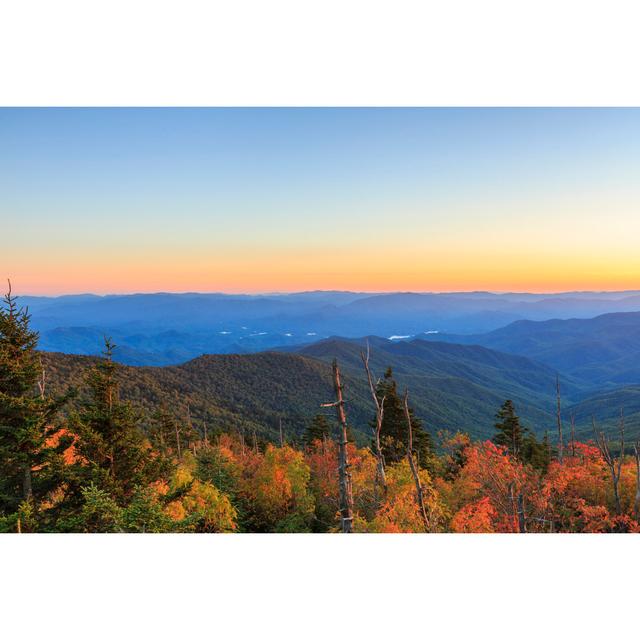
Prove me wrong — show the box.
[39,335,569,444]
[422,311,640,437]
[424,311,640,387]
[293,336,571,438]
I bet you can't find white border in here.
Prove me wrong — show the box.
[2,0,640,106]
[2,533,638,639]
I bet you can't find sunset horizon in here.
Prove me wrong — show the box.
[3,107,640,295]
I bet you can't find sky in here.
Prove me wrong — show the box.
[2,107,640,295]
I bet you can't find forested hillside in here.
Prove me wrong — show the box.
[39,333,572,443]
[425,312,640,436]
[40,350,373,443]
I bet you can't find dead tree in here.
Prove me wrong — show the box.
[569,412,576,457]
[556,375,564,463]
[360,342,386,495]
[403,390,430,532]
[517,493,527,533]
[633,441,640,522]
[279,417,284,447]
[593,413,625,516]
[174,420,182,459]
[322,359,354,533]
[240,426,246,457]
[37,360,46,400]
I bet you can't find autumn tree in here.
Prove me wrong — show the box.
[363,460,445,533]
[163,452,237,532]
[593,415,625,517]
[241,444,314,532]
[447,441,532,533]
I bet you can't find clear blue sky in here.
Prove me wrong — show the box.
[2,108,640,294]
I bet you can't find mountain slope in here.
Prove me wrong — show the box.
[40,350,372,443]
[293,337,568,437]
[40,335,569,443]
[425,311,640,387]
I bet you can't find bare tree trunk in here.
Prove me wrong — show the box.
[633,442,640,522]
[593,413,625,516]
[517,493,527,533]
[279,417,284,447]
[175,422,182,459]
[556,375,564,463]
[203,420,209,447]
[37,362,46,399]
[360,343,386,496]
[403,390,429,532]
[186,404,194,452]
[569,412,576,457]
[323,360,354,533]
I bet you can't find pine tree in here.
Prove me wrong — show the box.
[304,414,331,447]
[67,338,168,504]
[492,400,524,458]
[150,403,183,457]
[521,429,550,471]
[373,368,433,470]
[0,283,69,529]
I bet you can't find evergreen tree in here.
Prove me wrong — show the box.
[149,403,182,456]
[303,414,331,447]
[522,430,552,472]
[373,368,434,470]
[67,338,168,505]
[0,284,69,529]
[492,400,524,458]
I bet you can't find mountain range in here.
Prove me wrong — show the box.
[19,290,640,440]
[21,289,640,366]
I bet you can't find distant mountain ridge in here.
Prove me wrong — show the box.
[424,311,640,387]
[20,289,640,365]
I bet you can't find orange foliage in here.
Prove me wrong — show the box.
[363,460,445,533]
[450,497,497,533]
[305,440,379,529]
[241,444,314,531]
[446,441,530,533]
